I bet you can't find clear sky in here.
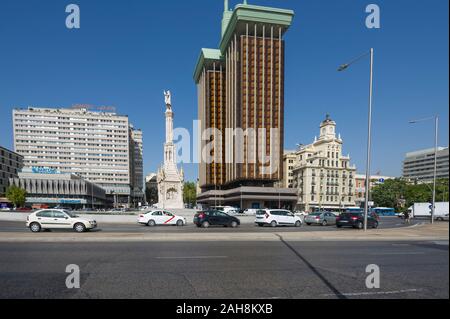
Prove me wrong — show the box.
[0,0,448,182]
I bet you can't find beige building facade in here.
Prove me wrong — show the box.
[291,115,357,212]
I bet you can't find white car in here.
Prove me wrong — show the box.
[255,209,303,227]
[26,209,97,233]
[243,208,258,215]
[138,210,187,226]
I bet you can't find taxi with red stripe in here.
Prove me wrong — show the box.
[138,210,187,227]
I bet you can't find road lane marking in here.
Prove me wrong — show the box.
[155,256,228,259]
[368,252,425,255]
[432,241,449,246]
[323,288,422,297]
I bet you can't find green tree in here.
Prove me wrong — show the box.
[371,178,449,212]
[5,185,27,208]
[145,186,158,205]
[183,182,197,207]
[371,179,407,212]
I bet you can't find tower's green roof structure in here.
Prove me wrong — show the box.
[193,1,294,83]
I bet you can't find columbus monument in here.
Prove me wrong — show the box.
[157,90,184,209]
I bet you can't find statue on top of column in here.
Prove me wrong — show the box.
[164,90,172,110]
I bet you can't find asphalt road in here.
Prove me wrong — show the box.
[0,217,424,234]
[0,239,447,299]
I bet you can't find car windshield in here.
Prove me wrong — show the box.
[64,210,78,218]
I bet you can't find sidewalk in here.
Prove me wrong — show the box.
[0,222,447,243]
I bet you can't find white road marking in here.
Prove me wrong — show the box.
[155,256,228,259]
[323,288,422,297]
[432,241,449,246]
[368,252,425,255]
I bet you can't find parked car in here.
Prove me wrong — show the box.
[304,212,337,226]
[26,209,97,233]
[243,208,258,216]
[226,209,240,216]
[336,212,379,229]
[255,209,302,227]
[294,210,308,217]
[138,210,186,226]
[193,210,240,228]
[211,206,239,215]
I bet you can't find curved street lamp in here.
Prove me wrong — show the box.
[338,48,374,231]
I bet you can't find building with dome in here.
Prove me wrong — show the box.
[291,115,357,212]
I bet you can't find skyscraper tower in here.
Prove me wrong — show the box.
[194,1,294,193]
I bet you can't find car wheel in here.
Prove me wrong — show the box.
[306,223,311,226]
[437,217,444,221]
[30,222,41,233]
[270,221,277,227]
[202,221,210,228]
[176,219,184,226]
[230,221,238,228]
[74,223,86,233]
[373,221,379,229]
[322,220,328,226]
[294,221,302,227]
[336,225,342,228]
[357,221,363,229]
[147,220,156,227]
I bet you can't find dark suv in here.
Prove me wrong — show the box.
[193,210,240,228]
[336,212,379,229]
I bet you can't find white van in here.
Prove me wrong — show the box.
[255,209,302,227]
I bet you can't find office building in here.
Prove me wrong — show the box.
[292,115,357,212]
[130,127,144,206]
[194,1,296,209]
[402,147,449,182]
[9,167,106,209]
[0,146,23,207]
[12,107,143,207]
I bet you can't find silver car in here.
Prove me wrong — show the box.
[304,212,337,226]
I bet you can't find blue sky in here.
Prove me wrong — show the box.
[0,0,448,182]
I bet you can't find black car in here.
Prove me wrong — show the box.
[193,210,240,228]
[336,212,379,229]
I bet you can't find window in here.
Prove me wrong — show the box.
[53,211,67,219]
[152,211,163,216]
[36,210,53,218]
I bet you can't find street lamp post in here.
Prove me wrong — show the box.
[338,48,374,231]
[409,115,439,224]
[240,184,243,210]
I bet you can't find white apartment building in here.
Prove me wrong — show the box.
[292,115,357,212]
[282,151,297,188]
[403,147,449,182]
[13,107,140,207]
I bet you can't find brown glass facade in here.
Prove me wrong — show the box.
[195,5,293,193]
